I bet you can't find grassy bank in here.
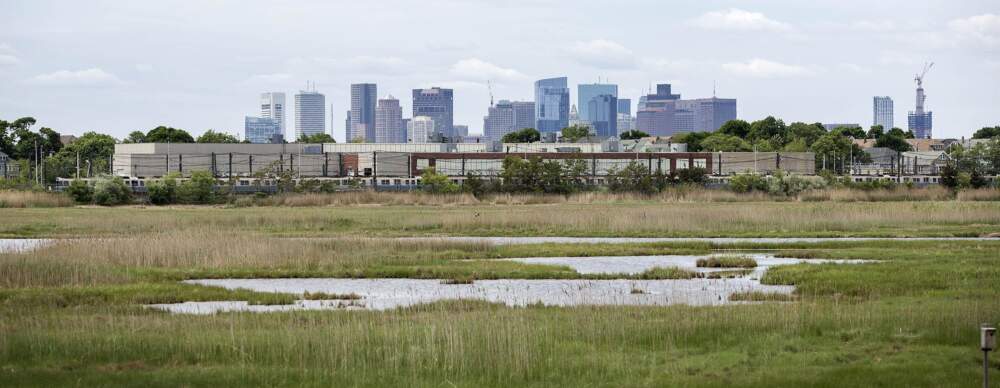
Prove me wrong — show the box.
[3,200,1000,238]
[1,235,999,387]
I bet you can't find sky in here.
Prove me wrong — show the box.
[1,0,998,141]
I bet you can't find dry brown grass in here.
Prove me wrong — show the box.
[238,191,481,207]
[799,187,955,202]
[956,188,1000,201]
[0,190,73,208]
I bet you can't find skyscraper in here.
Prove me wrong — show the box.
[484,100,516,142]
[375,96,405,143]
[349,83,377,142]
[295,89,326,140]
[408,116,435,143]
[453,125,469,138]
[636,84,682,136]
[873,96,893,130]
[512,101,535,132]
[260,92,286,136]
[586,94,618,137]
[577,83,618,122]
[244,116,282,144]
[676,97,737,132]
[908,80,932,138]
[534,77,570,133]
[412,87,454,141]
[617,98,631,116]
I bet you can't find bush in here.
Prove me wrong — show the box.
[729,174,767,193]
[676,167,708,184]
[92,175,131,206]
[147,173,178,205]
[177,171,216,204]
[65,179,93,203]
[420,167,460,194]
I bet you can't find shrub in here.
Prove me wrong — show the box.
[696,255,758,268]
[92,175,131,206]
[676,167,709,184]
[147,173,178,205]
[65,179,93,203]
[177,171,216,204]
[729,174,768,193]
[420,167,460,194]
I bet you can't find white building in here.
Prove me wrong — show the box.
[375,96,405,143]
[408,116,435,143]
[295,90,326,140]
[260,92,286,136]
[873,96,893,130]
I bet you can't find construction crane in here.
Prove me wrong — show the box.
[914,62,934,88]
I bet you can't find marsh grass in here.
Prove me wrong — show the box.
[0,190,73,208]
[301,291,362,300]
[696,255,758,268]
[4,201,999,238]
[728,291,797,302]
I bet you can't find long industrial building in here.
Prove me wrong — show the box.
[112,142,815,182]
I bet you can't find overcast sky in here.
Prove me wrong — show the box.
[1,0,998,141]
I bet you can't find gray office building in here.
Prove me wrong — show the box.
[873,96,893,130]
[374,96,405,143]
[677,97,738,132]
[578,83,618,122]
[412,87,454,141]
[512,101,535,132]
[535,77,570,133]
[294,90,326,140]
[349,83,377,142]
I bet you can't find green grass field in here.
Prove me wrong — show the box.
[2,202,999,387]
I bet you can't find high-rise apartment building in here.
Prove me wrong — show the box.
[374,96,405,143]
[244,116,282,144]
[578,83,618,122]
[873,96,893,130]
[676,97,737,132]
[412,87,454,140]
[586,94,618,137]
[908,80,933,138]
[512,101,535,132]
[349,83,377,142]
[617,98,631,116]
[260,92,286,136]
[534,77,570,133]
[408,116,435,143]
[294,90,326,140]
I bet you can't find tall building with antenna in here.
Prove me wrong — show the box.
[908,62,934,139]
[294,82,326,140]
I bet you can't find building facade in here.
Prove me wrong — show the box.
[578,83,618,122]
[908,81,933,139]
[349,83,377,142]
[412,87,454,141]
[617,98,631,116]
[512,101,535,132]
[586,94,618,137]
[484,101,516,142]
[873,96,893,130]
[244,116,283,144]
[408,116,435,143]
[260,92,286,136]
[294,90,326,140]
[453,125,469,138]
[534,77,570,134]
[375,96,405,143]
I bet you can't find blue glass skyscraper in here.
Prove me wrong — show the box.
[534,77,569,133]
[587,95,618,137]
[577,83,617,122]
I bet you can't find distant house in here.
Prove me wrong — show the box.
[901,151,950,175]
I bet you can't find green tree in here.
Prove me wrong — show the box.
[866,125,885,139]
[875,131,913,153]
[147,173,179,205]
[45,132,117,180]
[747,116,788,146]
[560,125,591,142]
[145,126,194,143]
[786,122,826,147]
[619,130,650,140]
[810,132,855,172]
[700,133,751,152]
[298,133,336,143]
[177,171,216,204]
[717,119,751,138]
[502,128,541,143]
[831,125,865,139]
[671,132,712,152]
[972,126,1000,139]
[123,131,147,144]
[196,130,239,143]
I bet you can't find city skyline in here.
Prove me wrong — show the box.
[1,1,998,141]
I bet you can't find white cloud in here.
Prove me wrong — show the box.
[135,63,154,72]
[449,58,526,81]
[26,68,124,87]
[241,73,292,84]
[0,54,19,66]
[688,8,791,32]
[721,59,815,78]
[290,55,410,76]
[568,39,636,69]
[948,13,1000,46]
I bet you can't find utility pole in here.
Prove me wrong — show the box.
[76,152,80,179]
